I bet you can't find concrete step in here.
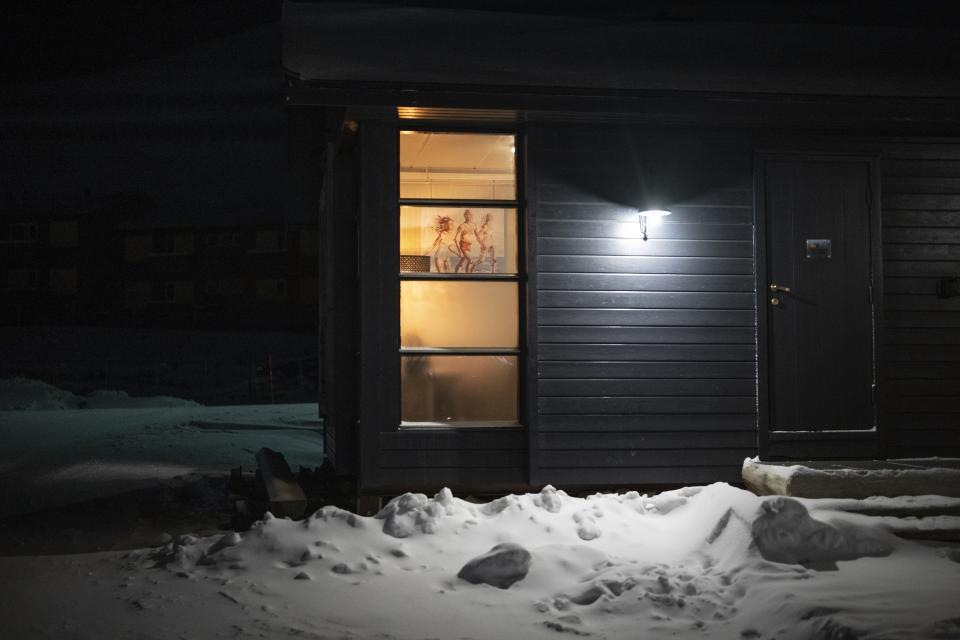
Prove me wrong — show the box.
[742,457,960,499]
[807,496,960,518]
[743,458,960,542]
[804,504,960,542]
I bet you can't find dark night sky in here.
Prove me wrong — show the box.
[0,1,281,85]
[0,2,289,227]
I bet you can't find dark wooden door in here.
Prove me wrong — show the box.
[760,155,879,435]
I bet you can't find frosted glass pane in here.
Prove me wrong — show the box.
[399,206,517,274]
[401,355,518,425]
[400,131,516,200]
[401,280,518,348]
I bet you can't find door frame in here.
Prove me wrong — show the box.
[754,150,884,460]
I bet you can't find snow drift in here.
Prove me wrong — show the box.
[0,377,198,410]
[114,482,960,640]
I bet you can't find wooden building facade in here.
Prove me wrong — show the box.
[284,2,960,494]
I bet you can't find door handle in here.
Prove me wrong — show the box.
[769,283,792,294]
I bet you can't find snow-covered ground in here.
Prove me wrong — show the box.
[0,378,323,518]
[1,483,959,639]
[1,379,958,639]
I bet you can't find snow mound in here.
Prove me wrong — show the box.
[0,377,199,410]
[119,483,955,640]
[82,389,199,409]
[751,497,894,570]
[0,377,79,410]
[926,617,960,638]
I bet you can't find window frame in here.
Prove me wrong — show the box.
[397,126,525,430]
[2,222,39,244]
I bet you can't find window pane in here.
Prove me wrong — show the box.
[401,355,518,425]
[401,280,518,349]
[49,268,77,295]
[400,206,517,274]
[50,221,79,248]
[400,132,516,200]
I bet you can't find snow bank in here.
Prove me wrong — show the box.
[112,483,960,639]
[0,377,79,410]
[0,377,199,410]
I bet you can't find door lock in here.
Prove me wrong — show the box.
[770,297,781,306]
[769,283,792,293]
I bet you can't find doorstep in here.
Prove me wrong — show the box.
[742,457,960,499]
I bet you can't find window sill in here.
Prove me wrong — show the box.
[399,421,522,430]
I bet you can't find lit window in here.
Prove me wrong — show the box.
[398,130,520,428]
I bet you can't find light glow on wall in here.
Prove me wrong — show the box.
[638,208,672,241]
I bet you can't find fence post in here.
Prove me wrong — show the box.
[268,354,274,404]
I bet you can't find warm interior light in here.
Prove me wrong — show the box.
[638,209,671,241]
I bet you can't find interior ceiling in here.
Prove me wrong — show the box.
[400,132,515,173]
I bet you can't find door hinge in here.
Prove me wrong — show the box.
[871,383,878,405]
[868,282,874,305]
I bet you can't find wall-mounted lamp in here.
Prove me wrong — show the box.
[638,209,671,241]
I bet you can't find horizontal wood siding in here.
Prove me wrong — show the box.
[881,143,960,457]
[531,127,756,486]
[374,430,529,490]
[354,121,960,493]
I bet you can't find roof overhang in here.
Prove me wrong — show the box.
[282,2,960,132]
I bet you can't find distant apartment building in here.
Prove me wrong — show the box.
[1,191,318,333]
[121,220,318,331]
[0,191,138,326]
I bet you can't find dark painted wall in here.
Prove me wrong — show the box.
[329,115,960,492]
[880,141,960,457]
[529,126,757,486]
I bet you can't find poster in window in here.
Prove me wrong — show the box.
[419,207,507,274]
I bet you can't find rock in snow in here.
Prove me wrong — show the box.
[751,496,893,569]
[457,543,532,589]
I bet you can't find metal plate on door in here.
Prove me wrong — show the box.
[805,238,832,259]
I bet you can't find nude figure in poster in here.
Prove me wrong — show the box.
[473,211,497,273]
[452,209,480,273]
[426,214,454,272]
